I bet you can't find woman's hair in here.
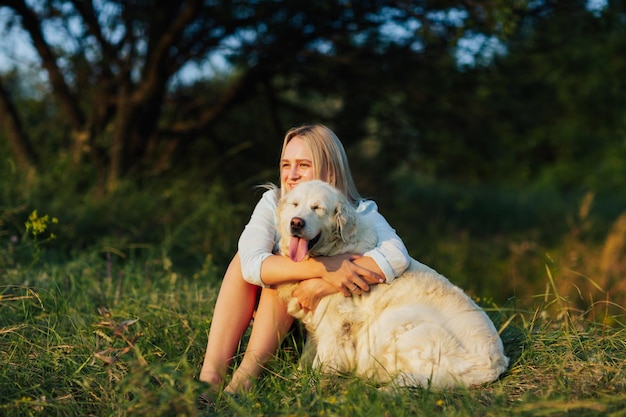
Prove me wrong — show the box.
[279,124,362,205]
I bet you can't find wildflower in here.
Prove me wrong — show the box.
[25,210,58,239]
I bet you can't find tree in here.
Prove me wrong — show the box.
[0,0,525,193]
[353,0,626,195]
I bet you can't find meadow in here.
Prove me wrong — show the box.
[1,178,626,416]
[1,250,626,416]
[2,1,626,414]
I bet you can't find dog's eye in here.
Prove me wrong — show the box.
[291,202,299,208]
[312,205,326,214]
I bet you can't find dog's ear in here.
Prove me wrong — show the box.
[334,200,357,242]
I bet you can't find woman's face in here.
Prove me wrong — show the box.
[281,136,314,191]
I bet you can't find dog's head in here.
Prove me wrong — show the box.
[277,180,358,262]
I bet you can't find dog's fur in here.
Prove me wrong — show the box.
[276,180,509,388]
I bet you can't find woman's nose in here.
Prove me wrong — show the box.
[288,166,299,179]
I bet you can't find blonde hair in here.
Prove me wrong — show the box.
[279,124,362,205]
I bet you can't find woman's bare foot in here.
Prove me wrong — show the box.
[198,369,224,406]
[199,369,222,387]
[198,370,227,410]
[224,367,255,394]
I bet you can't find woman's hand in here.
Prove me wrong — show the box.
[292,278,335,313]
[317,254,385,297]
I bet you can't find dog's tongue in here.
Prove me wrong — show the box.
[288,236,309,262]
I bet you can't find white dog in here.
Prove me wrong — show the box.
[275,180,509,388]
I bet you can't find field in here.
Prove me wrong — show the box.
[1,0,626,414]
[1,244,626,416]
[2,179,626,416]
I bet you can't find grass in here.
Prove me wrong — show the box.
[2,176,626,416]
[1,250,626,417]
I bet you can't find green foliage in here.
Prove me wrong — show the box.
[0,0,528,193]
[3,1,626,215]
[379,173,621,301]
[0,159,248,276]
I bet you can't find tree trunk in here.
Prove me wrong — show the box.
[0,81,37,175]
[8,0,85,131]
[108,94,134,193]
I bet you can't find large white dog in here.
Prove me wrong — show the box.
[275,180,509,388]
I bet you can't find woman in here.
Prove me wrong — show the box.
[199,124,410,394]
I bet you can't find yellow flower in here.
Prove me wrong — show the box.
[25,210,57,239]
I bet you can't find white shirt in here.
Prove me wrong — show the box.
[238,189,411,287]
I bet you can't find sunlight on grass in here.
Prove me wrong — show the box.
[1,250,625,417]
[2,189,626,416]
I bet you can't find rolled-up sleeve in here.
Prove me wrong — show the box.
[237,190,279,287]
[358,200,411,283]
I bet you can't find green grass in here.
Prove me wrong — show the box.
[1,252,626,417]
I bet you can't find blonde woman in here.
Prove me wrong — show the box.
[199,124,410,395]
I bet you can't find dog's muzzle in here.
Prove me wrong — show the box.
[288,217,321,261]
[290,217,305,234]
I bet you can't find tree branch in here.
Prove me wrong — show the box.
[3,0,85,130]
[69,0,118,69]
[133,0,202,103]
[164,65,266,135]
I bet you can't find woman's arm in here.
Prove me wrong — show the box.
[358,200,411,283]
[237,189,384,292]
[278,200,410,290]
[260,253,384,296]
[237,189,280,288]
[290,255,386,312]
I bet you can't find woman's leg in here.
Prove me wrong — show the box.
[224,286,294,393]
[199,253,259,387]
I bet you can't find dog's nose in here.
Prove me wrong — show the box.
[290,217,305,232]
